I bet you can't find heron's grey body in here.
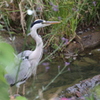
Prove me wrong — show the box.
[5,19,60,88]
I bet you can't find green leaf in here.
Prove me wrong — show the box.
[0,65,9,100]
[0,42,15,67]
[0,65,7,83]
[16,96,28,100]
[0,41,16,100]
[94,85,100,98]
[0,24,3,29]
[0,81,9,100]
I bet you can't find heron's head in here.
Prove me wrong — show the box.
[30,19,60,30]
[28,19,60,36]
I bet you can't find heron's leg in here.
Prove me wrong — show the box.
[17,87,20,94]
[22,83,26,95]
[9,86,12,95]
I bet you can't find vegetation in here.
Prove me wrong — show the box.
[0,42,28,100]
[0,0,100,100]
[0,0,100,50]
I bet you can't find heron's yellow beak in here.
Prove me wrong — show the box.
[43,21,61,24]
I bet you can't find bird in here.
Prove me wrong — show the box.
[5,19,60,94]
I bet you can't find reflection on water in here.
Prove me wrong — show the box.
[16,48,100,100]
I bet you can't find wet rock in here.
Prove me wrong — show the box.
[64,27,100,58]
[79,53,86,56]
[81,31,100,48]
[82,57,97,64]
[77,31,84,35]
[91,48,100,54]
[73,60,90,67]
[60,75,100,99]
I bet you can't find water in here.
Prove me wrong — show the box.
[12,48,100,100]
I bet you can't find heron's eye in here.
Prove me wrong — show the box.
[42,20,46,23]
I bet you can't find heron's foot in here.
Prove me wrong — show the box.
[10,94,20,99]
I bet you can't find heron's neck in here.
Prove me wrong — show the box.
[29,28,43,61]
[31,29,43,48]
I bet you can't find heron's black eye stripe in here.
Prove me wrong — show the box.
[31,20,43,28]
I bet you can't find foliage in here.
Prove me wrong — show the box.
[0,65,9,100]
[16,96,28,100]
[0,1,99,33]
[85,85,100,100]
[85,95,94,100]
[0,42,15,67]
[0,1,100,99]
[93,85,100,99]
[0,0,100,51]
[0,42,14,100]
[0,24,3,29]
[0,41,28,100]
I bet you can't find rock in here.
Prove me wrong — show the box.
[60,75,100,99]
[73,60,90,67]
[82,57,97,64]
[64,27,100,58]
[91,48,100,54]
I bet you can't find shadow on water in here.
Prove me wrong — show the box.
[13,47,100,100]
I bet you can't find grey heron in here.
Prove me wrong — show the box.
[5,19,60,94]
